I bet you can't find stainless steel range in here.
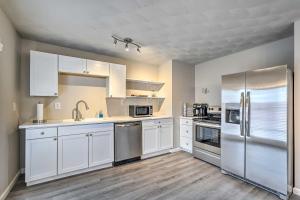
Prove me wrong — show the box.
[193,107,221,166]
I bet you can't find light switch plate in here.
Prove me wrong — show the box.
[0,42,3,52]
[54,102,61,110]
[12,102,17,111]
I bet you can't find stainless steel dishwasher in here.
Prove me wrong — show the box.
[114,121,142,165]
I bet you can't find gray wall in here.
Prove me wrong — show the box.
[172,60,195,147]
[195,37,294,106]
[0,7,20,196]
[294,21,300,192]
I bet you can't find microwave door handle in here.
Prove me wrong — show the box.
[245,91,251,137]
[240,92,245,137]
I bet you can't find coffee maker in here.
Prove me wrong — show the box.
[193,103,208,117]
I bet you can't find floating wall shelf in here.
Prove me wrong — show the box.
[126,79,164,91]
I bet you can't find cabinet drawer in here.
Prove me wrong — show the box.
[180,137,192,152]
[180,125,193,139]
[58,123,114,136]
[180,118,193,126]
[143,118,173,127]
[26,128,57,140]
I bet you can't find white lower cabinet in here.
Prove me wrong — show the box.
[89,130,114,167]
[159,124,173,150]
[180,117,193,153]
[24,124,114,185]
[25,137,58,182]
[143,126,159,154]
[142,118,173,156]
[58,134,89,174]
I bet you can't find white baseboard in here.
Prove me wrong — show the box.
[169,147,181,153]
[293,187,300,196]
[0,170,20,200]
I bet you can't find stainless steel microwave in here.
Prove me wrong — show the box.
[129,105,153,117]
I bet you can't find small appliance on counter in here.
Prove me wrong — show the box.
[129,105,153,118]
[193,103,208,117]
[182,103,194,117]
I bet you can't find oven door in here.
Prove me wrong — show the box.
[193,122,221,155]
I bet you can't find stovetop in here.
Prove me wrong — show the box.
[193,114,221,125]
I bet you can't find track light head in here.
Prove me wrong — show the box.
[113,38,117,47]
[125,43,129,51]
[137,47,141,53]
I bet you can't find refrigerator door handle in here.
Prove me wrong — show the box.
[246,91,251,137]
[240,92,245,136]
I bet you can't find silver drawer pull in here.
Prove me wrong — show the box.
[53,138,57,141]
[90,133,93,136]
[86,134,89,137]
[186,130,188,133]
[40,132,45,135]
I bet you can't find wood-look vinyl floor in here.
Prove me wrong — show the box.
[7,151,300,200]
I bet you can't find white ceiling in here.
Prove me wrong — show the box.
[1,0,300,65]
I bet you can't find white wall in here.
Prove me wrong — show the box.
[172,60,195,147]
[195,37,294,106]
[0,7,20,198]
[294,21,300,192]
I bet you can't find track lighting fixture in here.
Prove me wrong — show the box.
[112,35,141,53]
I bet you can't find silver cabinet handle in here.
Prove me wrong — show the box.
[86,134,89,137]
[240,92,245,136]
[245,91,251,137]
[53,138,57,141]
[41,132,45,135]
[54,92,58,96]
[90,133,93,136]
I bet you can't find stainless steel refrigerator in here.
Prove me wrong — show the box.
[221,65,293,199]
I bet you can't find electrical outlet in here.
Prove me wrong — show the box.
[12,102,17,111]
[54,102,61,110]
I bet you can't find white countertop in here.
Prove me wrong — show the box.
[19,115,173,129]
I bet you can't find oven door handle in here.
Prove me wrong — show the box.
[193,122,221,129]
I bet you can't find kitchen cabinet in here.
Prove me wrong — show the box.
[30,50,58,96]
[58,55,86,74]
[86,59,109,77]
[180,117,193,153]
[58,133,89,174]
[142,118,173,155]
[22,123,114,185]
[107,63,126,98]
[89,130,114,167]
[25,128,58,182]
[57,124,114,174]
[143,125,159,154]
[159,124,173,150]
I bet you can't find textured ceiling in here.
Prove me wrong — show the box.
[0,0,300,65]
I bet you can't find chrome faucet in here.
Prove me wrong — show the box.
[73,100,89,121]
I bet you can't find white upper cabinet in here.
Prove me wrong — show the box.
[86,59,109,77]
[30,51,58,96]
[58,55,86,74]
[107,63,126,98]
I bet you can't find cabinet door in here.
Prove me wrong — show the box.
[30,51,58,96]
[25,137,57,182]
[86,59,109,77]
[58,55,86,74]
[58,134,89,174]
[143,126,159,154]
[89,130,114,167]
[159,124,173,150]
[107,64,126,97]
